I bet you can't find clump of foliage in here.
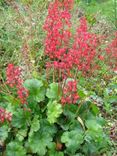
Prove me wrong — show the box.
[0,0,117,155]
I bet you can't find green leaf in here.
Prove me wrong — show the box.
[84,129,110,154]
[48,142,64,156]
[6,142,26,156]
[12,109,30,128]
[29,115,40,137]
[90,103,99,115]
[78,101,92,115]
[57,117,70,131]
[6,102,17,114]
[61,130,84,154]
[78,89,86,98]
[49,151,64,156]
[63,104,77,120]
[40,119,57,135]
[28,131,51,155]
[85,119,102,131]
[83,141,98,155]
[72,154,84,156]
[46,83,62,100]
[110,83,117,89]
[24,79,45,102]
[16,128,28,141]
[47,100,63,124]
[28,119,56,155]
[108,96,117,103]
[0,125,9,141]
[53,152,64,156]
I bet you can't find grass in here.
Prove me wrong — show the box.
[77,0,117,26]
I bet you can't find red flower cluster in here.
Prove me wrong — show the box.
[106,33,117,70]
[61,80,79,104]
[0,107,12,123]
[44,0,72,74]
[44,0,101,76]
[6,64,22,87]
[6,64,28,104]
[17,87,28,104]
[71,17,99,73]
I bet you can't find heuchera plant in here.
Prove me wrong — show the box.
[0,0,115,155]
[106,32,117,71]
[6,64,28,104]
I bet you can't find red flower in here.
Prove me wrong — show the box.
[106,33,117,70]
[6,64,29,104]
[61,80,79,104]
[0,107,12,123]
[71,17,99,74]
[6,64,22,88]
[98,55,104,61]
[17,87,29,104]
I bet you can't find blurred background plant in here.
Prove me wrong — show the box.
[0,0,50,79]
[76,0,117,28]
